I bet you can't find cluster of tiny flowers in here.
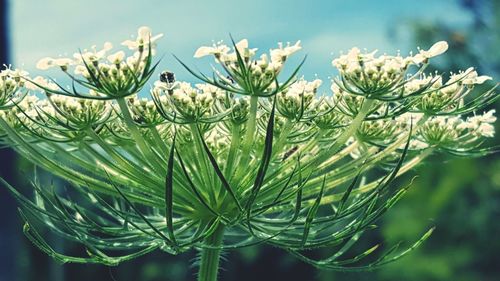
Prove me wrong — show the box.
[0,29,496,158]
[49,94,112,126]
[35,26,163,98]
[153,81,225,122]
[417,110,496,148]
[127,96,164,126]
[277,78,322,119]
[332,41,449,98]
[194,39,302,87]
[0,67,31,108]
[413,68,492,113]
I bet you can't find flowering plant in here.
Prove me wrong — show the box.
[0,26,498,281]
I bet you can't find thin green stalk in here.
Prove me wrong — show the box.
[116,97,164,174]
[197,224,225,281]
[189,124,217,205]
[320,99,374,160]
[236,96,259,175]
[271,118,293,158]
[149,126,169,162]
[224,123,241,180]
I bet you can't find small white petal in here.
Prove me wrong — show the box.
[36,57,55,70]
[427,41,448,57]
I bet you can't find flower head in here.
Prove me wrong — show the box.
[412,41,448,64]
[121,26,163,51]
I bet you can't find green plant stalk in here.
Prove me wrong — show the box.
[321,99,375,158]
[197,224,225,281]
[271,118,293,158]
[236,95,259,177]
[225,123,241,179]
[116,97,164,173]
[149,126,169,162]
[260,99,375,187]
[189,124,217,204]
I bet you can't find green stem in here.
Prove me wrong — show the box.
[189,124,217,204]
[233,96,258,182]
[225,123,241,179]
[271,118,293,158]
[240,97,259,160]
[198,224,225,281]
[116,97,164,173]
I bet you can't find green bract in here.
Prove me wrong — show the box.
[0,26,498,281]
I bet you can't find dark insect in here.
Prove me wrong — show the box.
[160,71,175,84]
[282,145,299,161]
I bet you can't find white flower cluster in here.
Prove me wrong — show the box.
[331,83,367,115]
[0,30,496,158]
[48,94,112,127]
[194,39,302,85]
[128,96,164,126]
[356,118,399,143]
[277,78,322,119]
[153,81,221,121]
[332,41,448,97]
[229,97,250,124]
[411,68,492,113]
[34,27,163,97]
[0,68,30,108]
[458,109,496,138]
[418,109,496,148]
[310,96,347,130]
[0,95,41,129]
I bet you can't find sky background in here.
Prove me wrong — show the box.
[10,0,471,91]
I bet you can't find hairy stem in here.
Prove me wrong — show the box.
[198,224,225,281]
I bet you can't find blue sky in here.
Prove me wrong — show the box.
[11,0,472,89]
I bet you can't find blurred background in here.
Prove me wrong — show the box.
[0,0,499,280]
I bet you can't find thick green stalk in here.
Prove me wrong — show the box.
[197,224,225,281]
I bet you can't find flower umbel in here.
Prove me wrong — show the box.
[0,27,498,281]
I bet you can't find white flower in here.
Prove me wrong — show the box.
[74,42,113,63]
[448,68,492,85]
[8,68,29,79]
[477,123,495,137]
[235,39,249,54]
[28,76,58,91]
[55,58,73,69]
[36,57,56,70]
[122,26,163,50]
[459,110,497,137]
[36,57,73,70]
[461,70,492,85]
[412,41,448,64]
[193,43,230,58]
[107,51,126,64]
[233,39,258,58]
[479,109,497,123]
[270,41,301,62]
[74,65,89,76]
